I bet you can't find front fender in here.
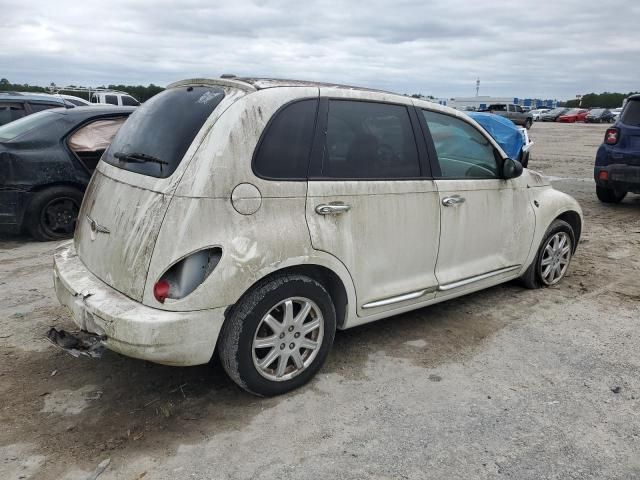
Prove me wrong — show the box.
[523,186,583,271]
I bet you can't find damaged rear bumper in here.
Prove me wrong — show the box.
[53,241,226,366]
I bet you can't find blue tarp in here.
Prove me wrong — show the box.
[467,112,525,160]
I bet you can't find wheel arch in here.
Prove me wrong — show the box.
[29,180,86,195]
[247,263,349,329]
[556,210,582,251]
[226,263,352,330]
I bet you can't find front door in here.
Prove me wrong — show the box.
[419,108,535,290]
[305,97,441,315]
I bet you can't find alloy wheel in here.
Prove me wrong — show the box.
[540,232,572,285]
[252,297,324,382]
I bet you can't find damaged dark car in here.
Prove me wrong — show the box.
[0,106,133,240]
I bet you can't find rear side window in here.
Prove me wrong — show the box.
[621,100,640,126]
[105,95,118,105]
[0,111,56,141]
[104,86,225,178]
[121,95,140,106]
[321,100,420,179]
[0,102,26,125]
[253,99,318,179]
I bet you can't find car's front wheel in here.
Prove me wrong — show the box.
[520,219,575,289]
[218,274,336,396]
[596,186,626,203]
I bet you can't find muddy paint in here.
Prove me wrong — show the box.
[60,78,582,367]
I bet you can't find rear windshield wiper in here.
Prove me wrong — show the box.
[114,151,169,166]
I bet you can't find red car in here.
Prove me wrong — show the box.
[558,108,589,123]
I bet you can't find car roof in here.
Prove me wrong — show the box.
[627,94,640,101]
[0,91,66,104]
[169,76,395,95]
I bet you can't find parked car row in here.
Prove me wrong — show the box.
[0,91,139,126]
[532,107,618,123]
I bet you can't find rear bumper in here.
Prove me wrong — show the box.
[53,241,226,366]
[594,164,640,193]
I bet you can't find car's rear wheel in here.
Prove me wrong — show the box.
[524,119,532,129]
[218,274,336,396]
[596,186,626,203]
[25,186,83,241]
[520,219,575,289]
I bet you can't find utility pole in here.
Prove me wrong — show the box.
[476,78,480,97]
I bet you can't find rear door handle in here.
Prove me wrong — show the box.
[442,195,466,207]
[315,203,351,215]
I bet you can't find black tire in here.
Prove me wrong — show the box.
[218,274,336,396]
[520,219,575,289]
[520,151,530,169]
[25,186,84,241]
[524,118,532,129]
[596,186,626,204]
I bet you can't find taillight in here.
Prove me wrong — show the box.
[153,248,222,304]
[153,279,171,303]
[605,128,619,145]
[598,171,609,181]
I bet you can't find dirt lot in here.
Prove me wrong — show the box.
[1,121,639,479]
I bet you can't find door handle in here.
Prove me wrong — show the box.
[442,195,466,207]
[315,202,351,215]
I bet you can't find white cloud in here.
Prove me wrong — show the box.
[1,0,638,99]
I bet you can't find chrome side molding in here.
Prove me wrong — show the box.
[438,265,521,291]
[362,287,436,309]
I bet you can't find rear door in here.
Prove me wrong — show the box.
[305,94,440,315]
[418,108,535,291]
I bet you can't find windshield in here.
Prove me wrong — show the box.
[621,100,640,126]
[564,109,579,115]
[103,85,225,178]
[589,109,604,115]
[0,110,58,141]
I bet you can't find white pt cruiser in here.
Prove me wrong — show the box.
[53,77,583,396]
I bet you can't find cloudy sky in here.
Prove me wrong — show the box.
[2,0,639,100]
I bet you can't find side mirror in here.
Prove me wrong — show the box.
[502,158,523,179]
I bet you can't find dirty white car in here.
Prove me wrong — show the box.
[53,77,583,396]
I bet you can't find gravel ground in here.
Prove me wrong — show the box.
[1,121,639,480]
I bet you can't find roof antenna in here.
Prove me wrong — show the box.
[476,77,480,97]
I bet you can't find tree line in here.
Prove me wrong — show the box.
[0,78,164,102]
[564,92,638,109]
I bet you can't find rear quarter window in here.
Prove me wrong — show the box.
[121,95,140,106]
[621,100,640,126]
[103,86,225,178]
[253,99,318,179]
[105,95,118,105]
